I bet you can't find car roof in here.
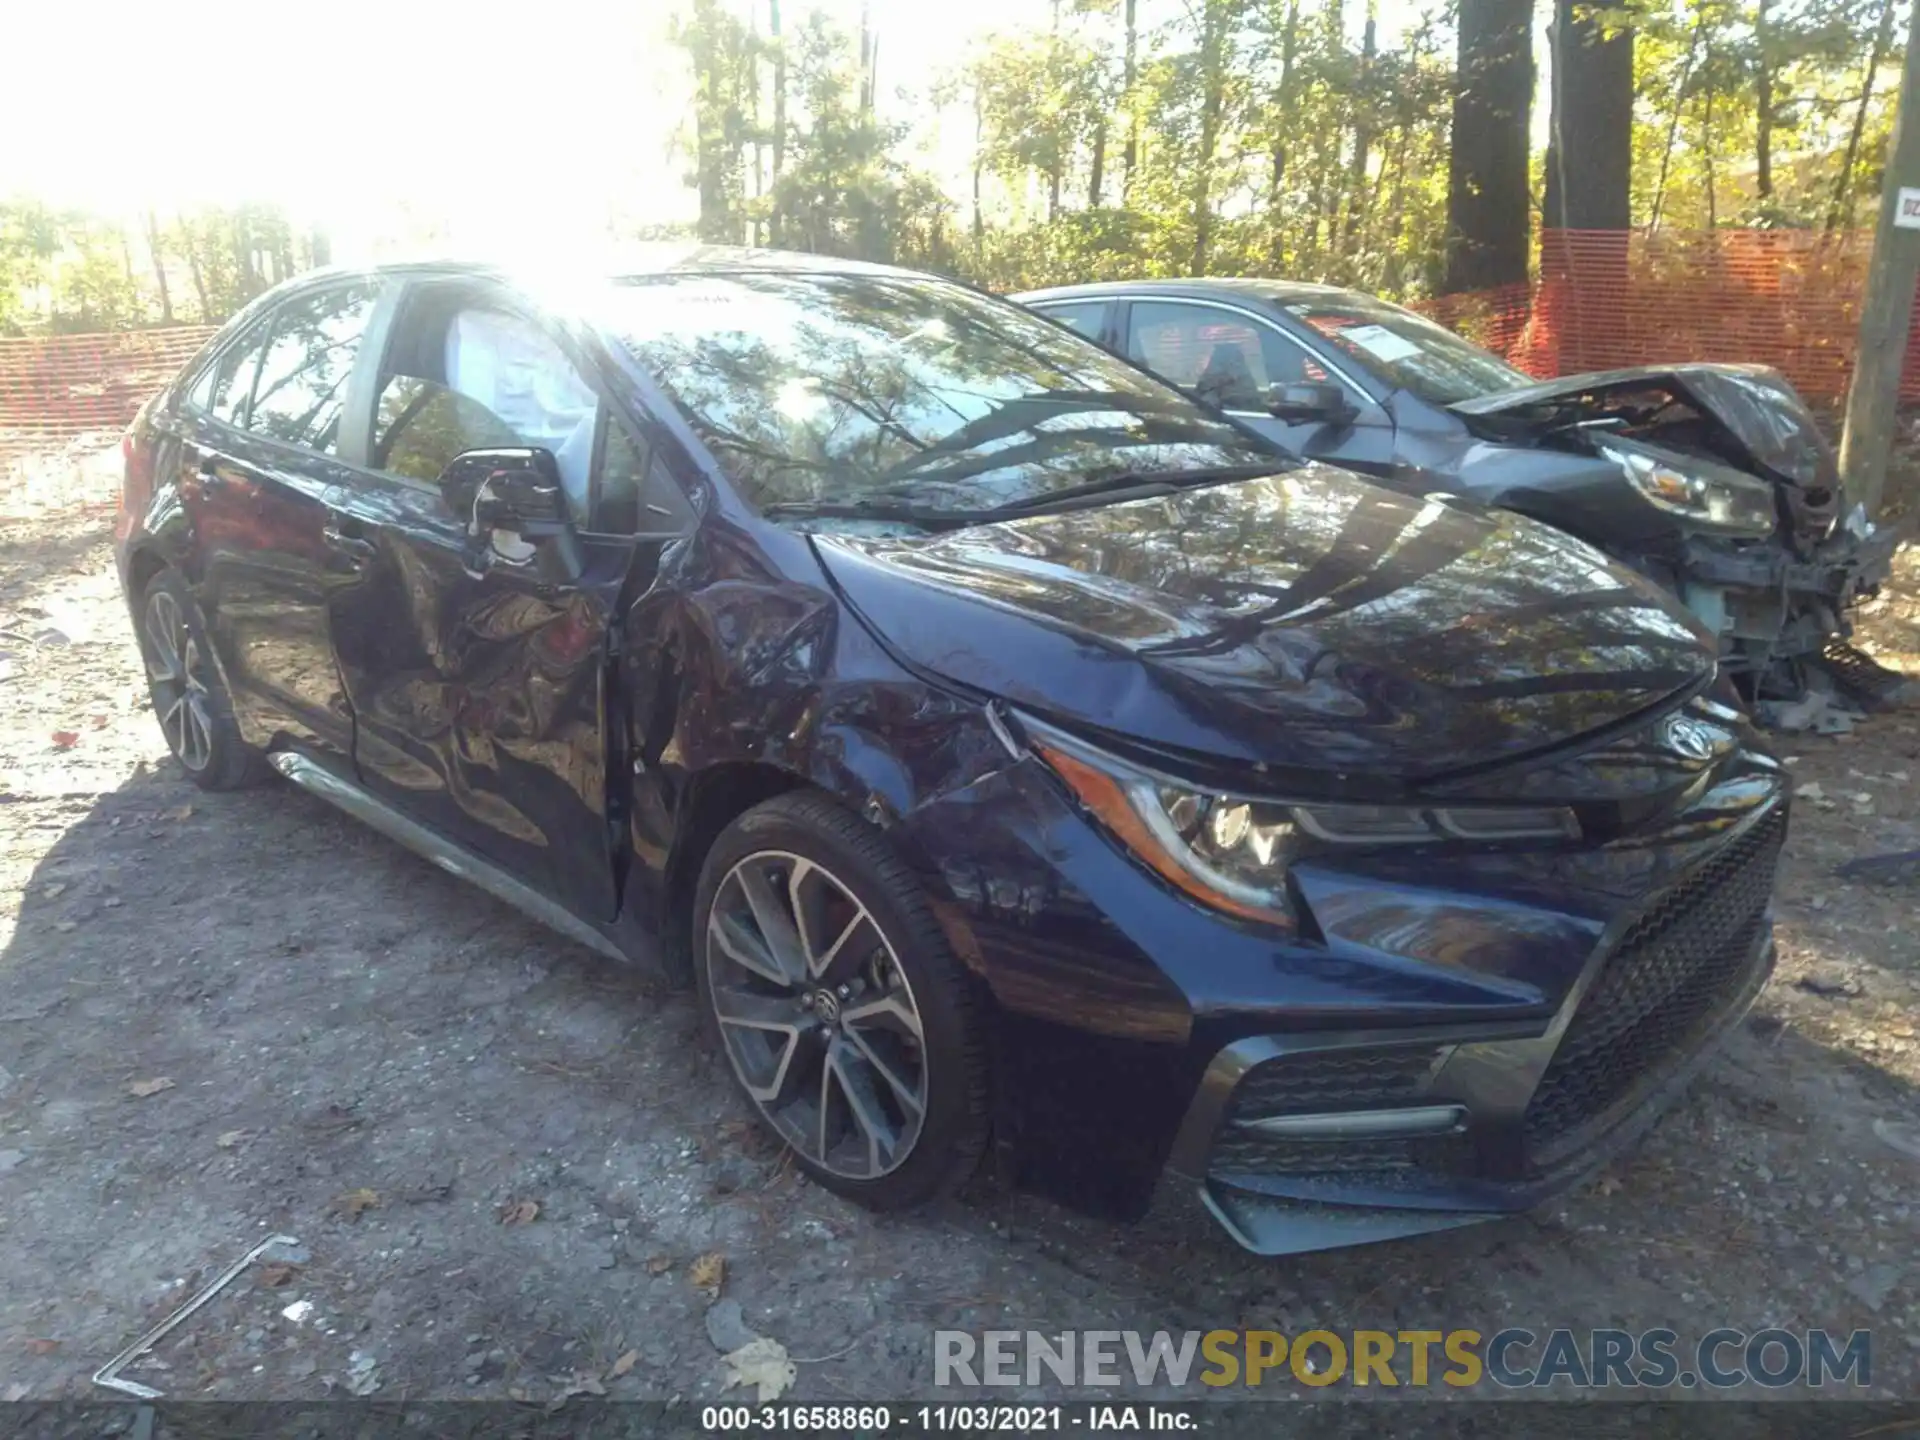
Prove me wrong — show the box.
[286,244,933,294]
[1013,277,1361,308]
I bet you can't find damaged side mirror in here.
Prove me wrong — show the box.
[439,448,583,580]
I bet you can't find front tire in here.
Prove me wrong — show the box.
[136,568,263,791]
[693,792,989,1211]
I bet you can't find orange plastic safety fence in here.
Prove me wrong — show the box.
[1414,228,1916,404]
[0,327,215,458]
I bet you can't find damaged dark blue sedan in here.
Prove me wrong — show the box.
[115,248,1787,1254]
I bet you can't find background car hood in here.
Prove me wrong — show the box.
[1450,362,1836,492]
[812,466,1715,785]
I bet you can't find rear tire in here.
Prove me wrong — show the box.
[136,568,265,791]
[693,791,989,1211]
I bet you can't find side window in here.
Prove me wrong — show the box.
[1035,301,1107,342]
[371,301,599,520]
[197,329,271,427]
[1125,302,1271,411]
[596,421,692,535]
[1254,327,1341,393]
[246,285,377,453]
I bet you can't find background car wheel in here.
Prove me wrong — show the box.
[136,569,264,791]
[694,791,989,1211]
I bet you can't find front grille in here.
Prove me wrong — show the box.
[1524,808,1785,1163]
[1228,1047,1444,1123]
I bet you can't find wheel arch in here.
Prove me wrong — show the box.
[660,760,811,978]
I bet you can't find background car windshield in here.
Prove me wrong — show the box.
[608,272,1280,515]
[1286,295,1532,406]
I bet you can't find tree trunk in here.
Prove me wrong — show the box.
[1542,0,1634,231]
[1089,115,1107,207]
[1122,0,1139,203]
[973,89,987,245]
[1647,18,1703,232]
[1444,0,1532,291]
[144,211,173,325]
[1754,0,1773,201]
[1345,7,1378,248]
[1828,0,1899,230]
[859,3,875,116]
[1268,0,1301,270]
[1190,0,1229,274]
[179,218,210,322]
[1703,57,1718,228]
[770,0,786,245]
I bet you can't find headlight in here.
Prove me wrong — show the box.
[1597,439,1776,537]
[1024,719,1578,929]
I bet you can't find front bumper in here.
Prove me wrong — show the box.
[893,728,1788,1255]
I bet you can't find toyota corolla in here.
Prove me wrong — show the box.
[114,248,1787,1254]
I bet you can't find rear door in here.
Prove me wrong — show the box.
[326,277,688,922]
[1120,298,1397,470]
[176,282,384,761]
[1028,298,1117,348]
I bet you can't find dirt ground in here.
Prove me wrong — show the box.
[1,439,1918,1407]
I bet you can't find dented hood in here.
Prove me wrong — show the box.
[813,466,1715,785]
[1450,362,1837,492]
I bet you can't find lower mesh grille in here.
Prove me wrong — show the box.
[1524,808,1784,1164]
[1229,1047,1444,1123]
[1213,1046,1456,1183]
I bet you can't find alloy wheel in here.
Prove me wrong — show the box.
[705,850,929,1180]
[142,589,215,773]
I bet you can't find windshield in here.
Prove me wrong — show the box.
[1284,294,1531,406]
[606,272,1283,518]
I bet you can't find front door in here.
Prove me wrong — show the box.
[326,283,644,922]
[181,282,379,760]
[1121,299,1398,472]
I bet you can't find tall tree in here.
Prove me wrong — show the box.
[770,0,788,242]
[1543,0,1635,232]
[1444,0,1533,291]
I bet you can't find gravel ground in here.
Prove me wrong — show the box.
[1,441,1917,1406]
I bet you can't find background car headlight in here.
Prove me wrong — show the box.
[1026,721,1578,929]
[1597,439,1776,537]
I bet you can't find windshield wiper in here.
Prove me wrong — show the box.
[758,497,972,527]
[968,462,1285,520]
[762,463,1284,530]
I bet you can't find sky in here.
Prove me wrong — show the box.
[2,0,1428,257]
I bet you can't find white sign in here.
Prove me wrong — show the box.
[1897,187,1920,229]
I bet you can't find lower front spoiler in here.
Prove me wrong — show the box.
[1153,936,1777,1258]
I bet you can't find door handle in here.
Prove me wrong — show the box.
[322,526,377,562]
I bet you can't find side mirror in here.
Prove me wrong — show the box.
[1265,381,1355,426]
[439,448,581,579]
[439,448,570,536]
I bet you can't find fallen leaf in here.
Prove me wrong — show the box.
[330,1187,381,1219]
[498,1198,541,1226]
[41,882,67,898]
[553,1369,606,1401]
[688,1251,726,1298]
[508,1386,531,1402]
[256,1262,301,1289]
[216,1129,249,1149]
[1596,1175,1622,1196]
[606,1349,639,1380]
[25,1338,60,1356]
[127,1077,175,1098]
[164,804,194,821]
[720,1338,795,1402]
[2,1383,27,1401]
[90,714,109,730]
[50,732,78,750]
[1795,781,1825,800]
[52,920,77,933]
[646,1254,674,1275]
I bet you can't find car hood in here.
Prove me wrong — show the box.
[811,465,1715,788]
[1449,363,1836,493]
